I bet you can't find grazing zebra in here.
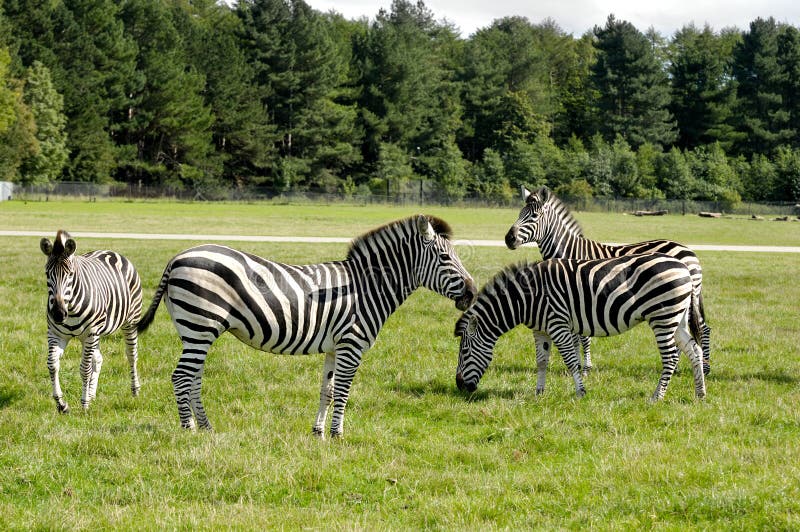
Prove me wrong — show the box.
[455,254,707,401]
[137,215,476,438]
[40,230,143,413]
[505,186,711,375]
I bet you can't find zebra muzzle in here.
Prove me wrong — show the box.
[455,279,477,311]
[455,372,476,392]
[505,227,520,250]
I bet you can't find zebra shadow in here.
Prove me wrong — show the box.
[707,368,799,386]
[392,379,519,402]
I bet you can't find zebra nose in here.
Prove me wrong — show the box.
[50,305,66,324]
[505,227,519,249]
[456,278,477,310]
[456,372,466,390]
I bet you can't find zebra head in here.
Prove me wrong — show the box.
[505,185,551,250]
[454,313,494,393]
[413,215,476,311]
[40,230,77,325]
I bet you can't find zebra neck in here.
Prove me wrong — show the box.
[347,251,415,321]
[538,224,587,259]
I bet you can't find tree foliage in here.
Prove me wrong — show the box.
[3,2,800,203]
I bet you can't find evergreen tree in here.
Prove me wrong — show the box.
[731,18,793,156]
[591,15,676,148]
[118,0,216,188]
[171,0,275,185]
[237,0,361,188]
[49,0,139,182]
[777,25,800,148]
[669,24,738,150]
[21,61,68,184]
[353,0,459,183]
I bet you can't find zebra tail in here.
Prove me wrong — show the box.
[137,264,172,333]
[688,289,703,344]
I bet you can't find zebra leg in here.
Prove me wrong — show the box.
[551,328,586,397]
[533,332,551,395]
[123,325,141,397]
[329,345,364,438]
[312,352,336,438]
[80,334,101,410]
[675,324,706,399]
[701,323,712,376]
[189,364,212,431]
[650,327,681,402]
[172,344,213,431]
[581,336,593,373]
[47,334,70,413]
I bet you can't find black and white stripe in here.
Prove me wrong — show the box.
[505,186,711,374]
[138,215,476,438]
[40,230,143,413]
[455,254,707,401]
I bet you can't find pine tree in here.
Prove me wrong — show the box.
[21,61,68,184]
[591,15,676,148]
[731,17,793,156]
[669,24,738,150]
[118,0,216,188]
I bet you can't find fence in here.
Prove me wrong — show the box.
[8,181,800,217]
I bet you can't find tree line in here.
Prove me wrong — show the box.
[2,0,800,205]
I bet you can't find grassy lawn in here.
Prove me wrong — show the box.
[1,200,798,528]
[1,198,799,245]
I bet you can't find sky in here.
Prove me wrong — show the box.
[305,0,800,37]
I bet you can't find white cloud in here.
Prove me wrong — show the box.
[306,0,800,37]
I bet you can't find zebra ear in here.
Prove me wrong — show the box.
[64,238,77,257]
[466,316,478,335]
[537,186,551,202]
[521,186,533,203]
[416,214,436,242]
[40,238,53,256]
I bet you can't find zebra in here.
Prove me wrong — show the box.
[505,185,711,375]
[40,230,143,413]
[455,254,707,401]
[137,215,476,438]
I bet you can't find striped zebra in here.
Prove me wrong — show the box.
[505,186,711,375]
[455,254,707,401]
[137,215,476,438]
[40,230,143,413]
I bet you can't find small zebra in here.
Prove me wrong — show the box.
[137,215,476,438]
[505,186,711,375]
[455,254,707,401]
[40,230,143,413]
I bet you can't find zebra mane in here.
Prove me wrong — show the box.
[455,260,540,336]
[346,215,452,260]
[537,188,585,238]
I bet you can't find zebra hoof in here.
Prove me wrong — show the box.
[312,427,325,438]
[330,430,343,439]
[535,387,545,395]
[575,388,586,398]
[57,403,70,414]
[131,386,141,397]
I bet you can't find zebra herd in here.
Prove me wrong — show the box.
[41,191,710,437]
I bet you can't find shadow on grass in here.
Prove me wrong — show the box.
[709,369,799,386]
[392,379,519,402]
[0,387,22,409]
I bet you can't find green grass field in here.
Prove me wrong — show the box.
[1,200,799,529]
